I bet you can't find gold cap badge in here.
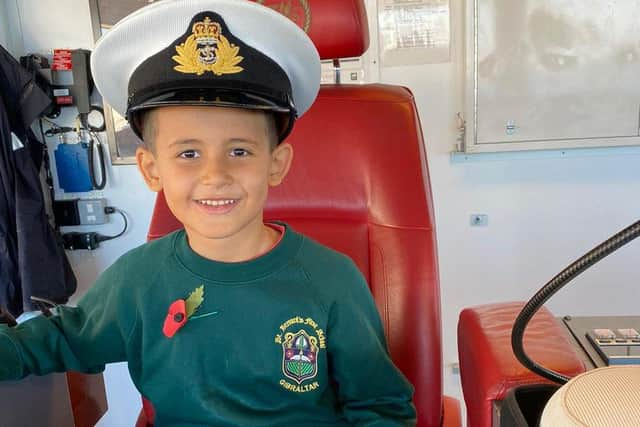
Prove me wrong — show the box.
[172,16,244,76]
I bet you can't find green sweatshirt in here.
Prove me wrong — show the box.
[0,224,416,426]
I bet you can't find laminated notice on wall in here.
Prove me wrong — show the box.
[378,0,451,66]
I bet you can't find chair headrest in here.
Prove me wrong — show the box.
[256,0,369,60]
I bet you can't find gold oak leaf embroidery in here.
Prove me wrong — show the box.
[172,34,244,76]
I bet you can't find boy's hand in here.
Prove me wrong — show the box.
[0,307,17,327]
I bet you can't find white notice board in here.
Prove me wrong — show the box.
[379,0,451,66]
[462,0,640,153]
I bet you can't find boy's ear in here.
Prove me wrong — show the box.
[269,142,294,187]
[136,146,163,192]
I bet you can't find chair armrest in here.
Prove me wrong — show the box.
[457,302,586,427]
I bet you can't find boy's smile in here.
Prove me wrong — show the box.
[136,106,293,262]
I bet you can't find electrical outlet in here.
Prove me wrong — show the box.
[470,214,488,227]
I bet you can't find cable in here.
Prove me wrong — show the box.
[42,117,74,136]
[96,208,128,242]
[511,219,640,385]
[40,117,60,127]
[44,125,75,137]
[61,208,127,250]
[88,132,106,190]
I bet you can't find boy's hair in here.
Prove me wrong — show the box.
[139,108,280,151]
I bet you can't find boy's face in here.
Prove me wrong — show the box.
[136,106,293,251]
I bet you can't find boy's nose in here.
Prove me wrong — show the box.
[200,159,233,187]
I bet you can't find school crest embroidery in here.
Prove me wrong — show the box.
[282,330,318,383]
[275,316,326,393]
[172,16,244,76]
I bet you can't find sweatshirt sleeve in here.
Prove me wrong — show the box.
[0,256,136,380]
[327,260,416,426]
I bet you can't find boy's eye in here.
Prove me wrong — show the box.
[179,150,200,159]
[230,148,251,157]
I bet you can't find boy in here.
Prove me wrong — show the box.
[0,0,416,425]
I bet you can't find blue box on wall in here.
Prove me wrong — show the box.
[54,143,93,193]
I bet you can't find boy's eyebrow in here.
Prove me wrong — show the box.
[169,139,203,147]
[227,138,259,146]
[168,138,261,147]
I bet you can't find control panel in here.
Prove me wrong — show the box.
[587,328,640,365]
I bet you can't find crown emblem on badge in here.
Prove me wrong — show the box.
[192,17,221,40]
[173,15,244,76]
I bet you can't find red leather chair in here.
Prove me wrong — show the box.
[137,1,461,425]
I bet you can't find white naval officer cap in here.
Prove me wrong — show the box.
[90,0,321,142]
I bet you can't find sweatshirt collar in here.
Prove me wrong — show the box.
[173,222,301,284]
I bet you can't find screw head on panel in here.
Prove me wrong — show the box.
[470,214,488,226]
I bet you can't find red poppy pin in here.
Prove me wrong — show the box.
[162,285,205,338]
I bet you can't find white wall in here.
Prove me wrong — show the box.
[0,2,9,50]
[7,0,640,425]
[1,0,22,55]
[377,0,640,402]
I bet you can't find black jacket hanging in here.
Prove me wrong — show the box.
[0,43,76,316]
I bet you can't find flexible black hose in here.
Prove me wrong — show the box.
[88,134,106,190]
[511,219,640,385]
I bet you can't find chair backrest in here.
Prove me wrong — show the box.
[145,1,443,425]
